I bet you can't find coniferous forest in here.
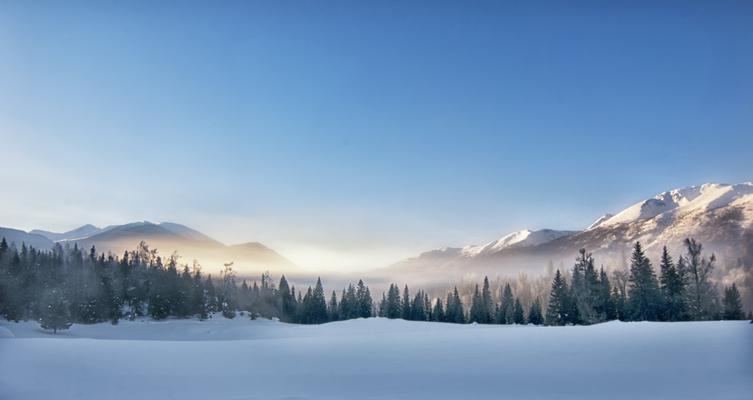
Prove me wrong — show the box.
[0,237,748,334]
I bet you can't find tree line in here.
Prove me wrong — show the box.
[0,239,374,332]
[0,236,748,333]
[544,239,747,325]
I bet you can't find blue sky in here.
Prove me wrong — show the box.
[1,1,752,270]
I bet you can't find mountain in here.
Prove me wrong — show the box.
[30,224,102,241]
[459,229,577,257]
[1,221,297,274]
[0,227,54,250]
[387,182,753,284]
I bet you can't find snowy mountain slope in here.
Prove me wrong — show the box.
[461,229,576,257]
[30,224,102,241]
[388,182,753,282]
[586,214,613,230]
[159,222,224,246]
[600,183,753,227]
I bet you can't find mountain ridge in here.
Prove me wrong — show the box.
[387,181,753,283]
[0,221,296,274]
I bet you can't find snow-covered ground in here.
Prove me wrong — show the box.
[1,317,751,400]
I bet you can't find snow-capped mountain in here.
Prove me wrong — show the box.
[460,229,577,257]
[596,182,753,228]
[388,182,753,283]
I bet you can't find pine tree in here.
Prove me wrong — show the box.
[513,298,525,324]
[481,276,493,323]
[597,267,615,321]
[453,287,465,323]
[39,289,72,334]
[385,284,401,319]
[310,277,328,324]
[339,284,357,320]
[546,270,569,326]
[355,280,373,318]
[497,283,514,324]
[527,297,544,325]
[722,284,744,320]
[401,285,411,320]
[627,242,661,321]
[192,268,208,320]
[278,275,296,321]
[378,293,387,317]
[469,284,485,323]
[431,298,445,322]
[446,287,465,323]
[328,290,340,321]
[658,246,686,321]
[411,291,426,321]
[569,248,598,324]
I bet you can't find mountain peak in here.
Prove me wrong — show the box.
[461,228,575,257]
[30,224,103,241]
[598,182,753,227]
[587,214,613,230]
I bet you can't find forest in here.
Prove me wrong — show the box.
[0,237,748,333]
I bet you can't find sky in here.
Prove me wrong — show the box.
[1,1,752,271]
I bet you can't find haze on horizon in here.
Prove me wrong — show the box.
[2,1,752,271]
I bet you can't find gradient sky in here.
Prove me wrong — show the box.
[1,1,752,271]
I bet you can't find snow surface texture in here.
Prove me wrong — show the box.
[1,317,751,400]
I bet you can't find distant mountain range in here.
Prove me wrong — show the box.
[386,182,753,284]
[3,182,752,284]
[0,221,296,274]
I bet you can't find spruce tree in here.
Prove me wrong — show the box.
[597,267,615,321]
[527,297,544,325]
[278,275,296,321]
[356,280,372,318]
[446,287,465,323]
[328,290,340,321]
[469,284,485,323]
[481,276,493,323]
[411,291,426,321]
[658,246,686,321]
[311,277,328,323]
[569,248,598,324]
[39,289,72,334]
[401,285,411,320]
[722,284,744,320]
[546,270,569,326]
[513,298,525,324]
[431,298,445,322]
[378,293,387,317]
[453,287,465,324]
[385,284,401,319]
[497,283,514,324]
[627,242,661,321]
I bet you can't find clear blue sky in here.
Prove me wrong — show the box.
[1,1,752,270]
